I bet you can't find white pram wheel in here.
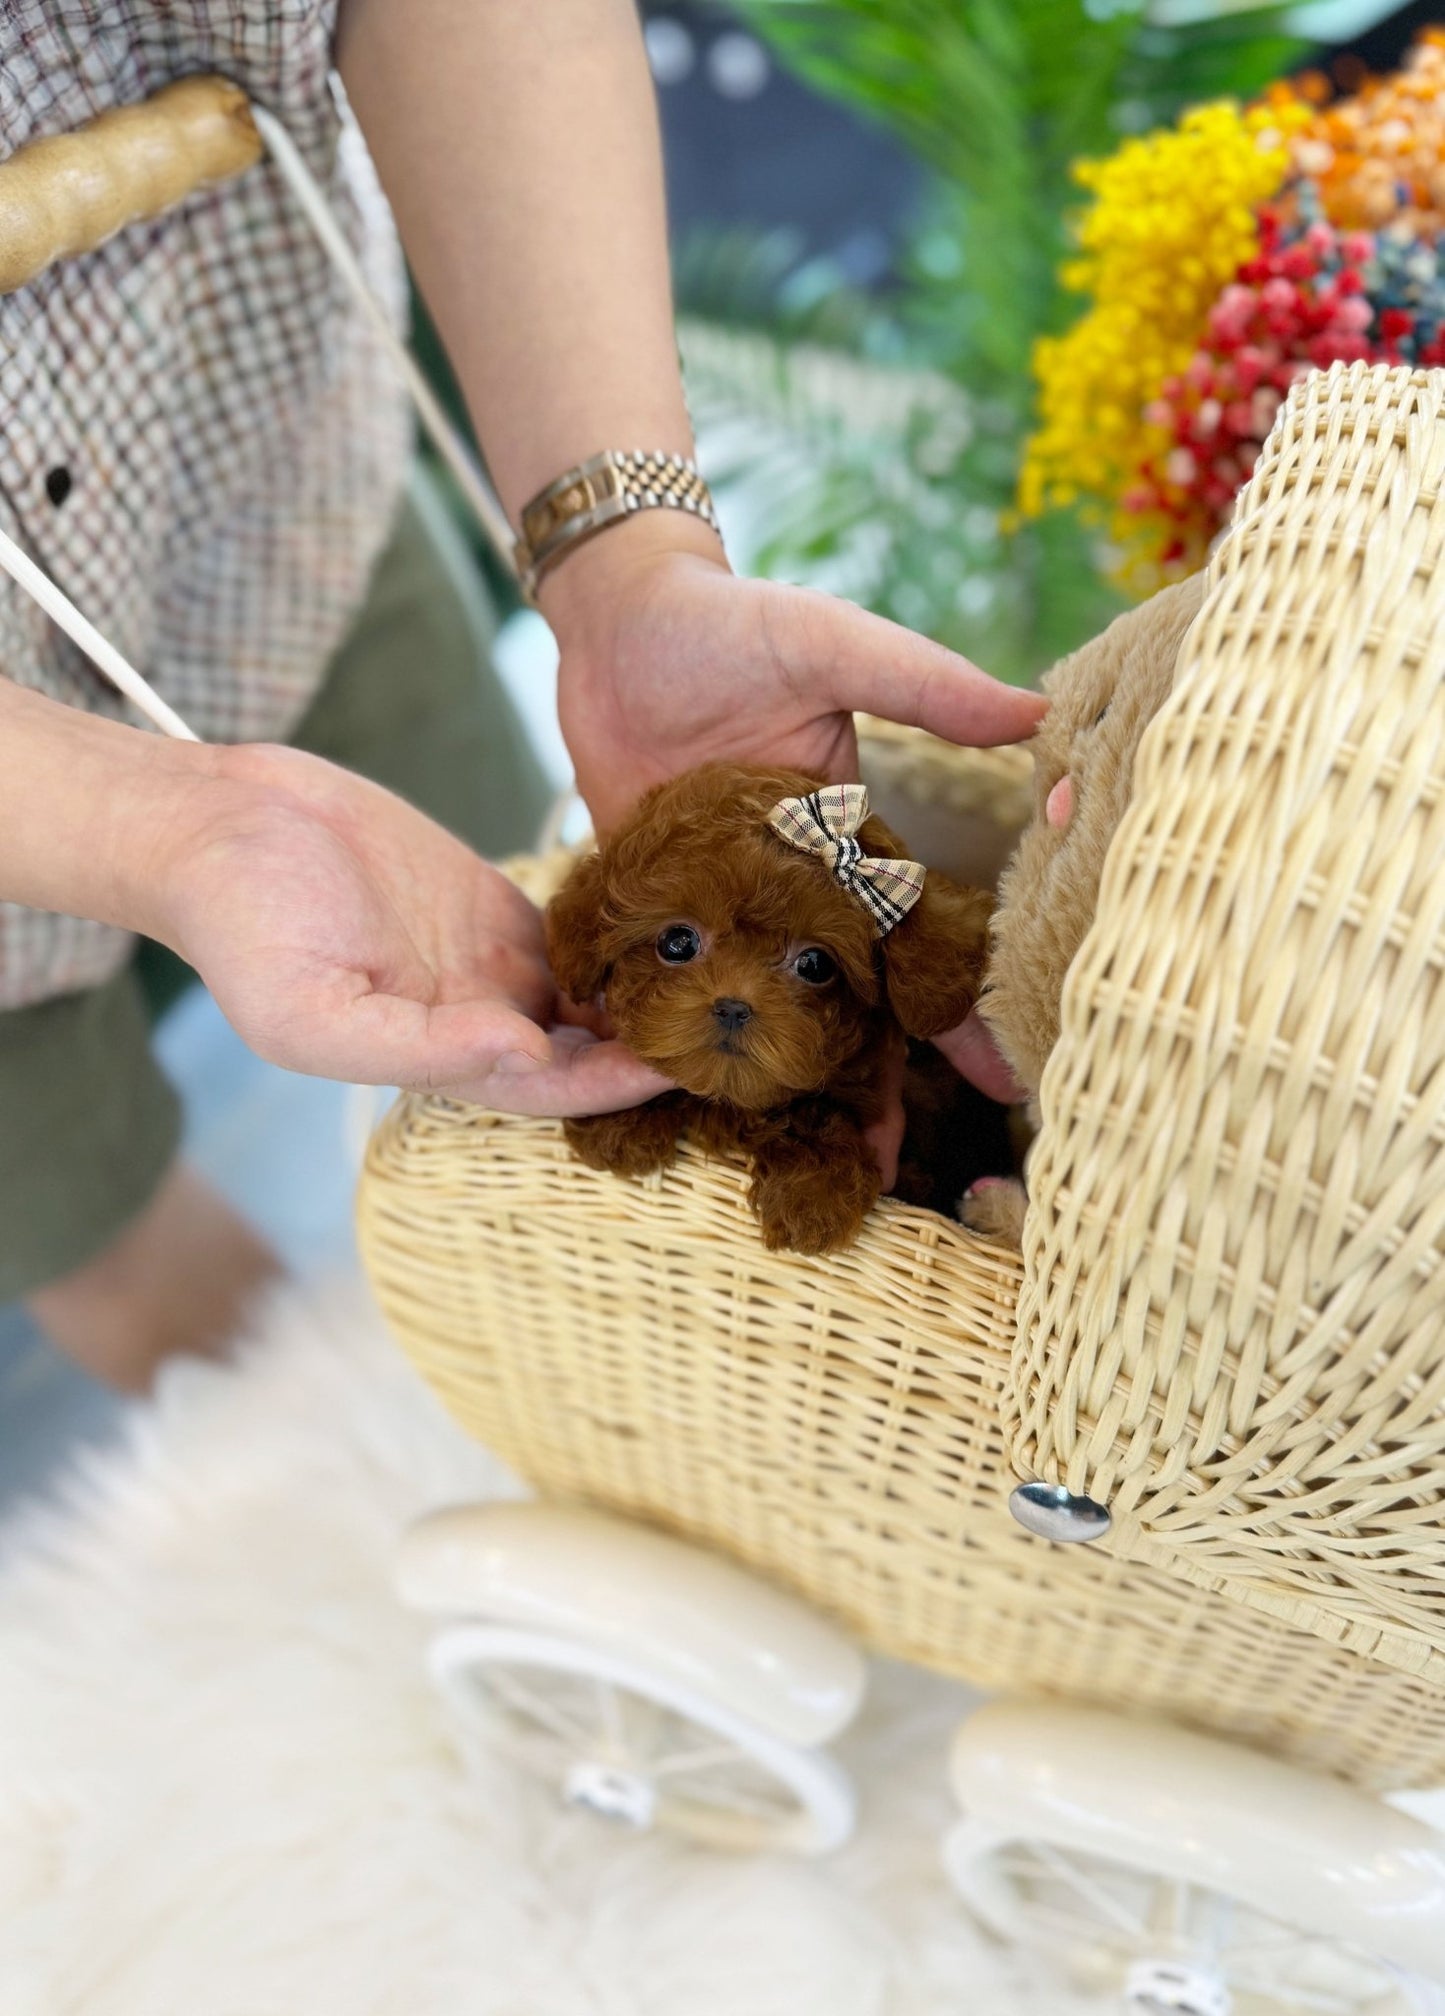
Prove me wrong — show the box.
[430,1621,854,1854]
[945,1830,1431,2013]
[944,1702,1445,2015]
[397,1502,867,1856]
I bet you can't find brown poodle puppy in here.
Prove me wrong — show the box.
[964,572,1205,1243]
[547,763,993,1254]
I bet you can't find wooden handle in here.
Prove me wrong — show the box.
[0,75,263,294]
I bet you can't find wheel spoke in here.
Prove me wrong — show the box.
[977,1893,1145,1956]
[616,1688,666,1766]
[972,1840,1403,2016]
[1232,1979,1369,2016]
[662,1770,793,1822]
[1022,1842,1151,1942]
[594,1679,628,1758]
[433,1638,846,1855]
[477,1667,596,1749]
[1203,1885,1235,1961]
[485,1721,576,1779]
[1165,1879,1195,1943]
[1224,1927,1342,1966]
[1217,1935,1386,2016]
[649,1741,748,1782]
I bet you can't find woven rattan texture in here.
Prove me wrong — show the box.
[359,1095,1445,1790]
[857,717,1034,827]
[1010,365,1445,1673]
[360,711,1445,1790]
[858,719,1035,891]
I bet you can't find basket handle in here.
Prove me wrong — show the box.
[0,78,516,746]
[0,75,262,295]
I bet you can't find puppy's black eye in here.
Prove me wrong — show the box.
[1093,702,1110,728]
[792,947,837,986]
[657,924,702,965]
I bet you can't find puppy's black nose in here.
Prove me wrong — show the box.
[712,997,753,1033]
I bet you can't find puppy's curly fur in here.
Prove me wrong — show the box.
[547,763,992,1255]
[961,572,1205,1244]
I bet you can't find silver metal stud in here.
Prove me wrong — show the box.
[1124,1959,1231,2016]
[563,1759,657,1830]
[1009,1480,1112,1544]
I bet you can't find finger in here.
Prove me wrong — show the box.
[865,1104,904,1191]
[451,1031,675,1118]
[553,993,616,1039]
[256,988,559,1091]
[932,1010,1029,1104]
[864,1035,907,1189]
[289,986,673,1117]
[775,585,1046,746]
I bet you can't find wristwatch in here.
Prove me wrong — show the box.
[514,448,721,603]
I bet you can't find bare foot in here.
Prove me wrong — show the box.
[27,1162,281,1393]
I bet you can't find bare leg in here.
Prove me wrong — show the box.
[27,1162,281,1393]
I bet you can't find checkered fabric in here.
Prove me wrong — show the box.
[766,784,927,937]
[0,2,412,1010]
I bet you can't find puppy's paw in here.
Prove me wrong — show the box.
[750,1149,881,1256]
[958,1175,1028,1246]
[563,1100,686,1179]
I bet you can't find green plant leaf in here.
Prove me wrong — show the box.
[706,1,1314,672]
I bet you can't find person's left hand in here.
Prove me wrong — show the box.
[541,515,1040,1126]
[541,515,1045,836]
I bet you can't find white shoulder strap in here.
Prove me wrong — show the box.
[0,94,513,745]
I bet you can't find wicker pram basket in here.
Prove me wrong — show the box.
[359,363,1445,1793]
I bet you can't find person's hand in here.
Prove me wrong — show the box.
[933,1010,1025,1105]
[542,517,1041,1117]
[150,743,671,1115]
[542,515,1045,836]
[859,1011,1026,1194]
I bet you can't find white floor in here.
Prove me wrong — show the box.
[0,1276,1078,2016]
[0,992,367,1506]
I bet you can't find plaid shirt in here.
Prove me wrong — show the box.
[0,1,412,1010]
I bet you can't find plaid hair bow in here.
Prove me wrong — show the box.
[767,784,926,937]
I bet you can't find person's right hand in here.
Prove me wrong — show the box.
[151,742,671,1116]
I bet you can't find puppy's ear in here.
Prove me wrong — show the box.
[545,849,612,1006]
[881,871,993,1040]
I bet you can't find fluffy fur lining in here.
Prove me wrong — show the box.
[0,1279,1081,2015]
[983,574,1206,1095]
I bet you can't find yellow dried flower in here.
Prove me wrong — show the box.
[1019,98,1305,545]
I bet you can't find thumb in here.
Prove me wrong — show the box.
[274,991,556,1090]
[863,1033,907,1190]
[249,987,672,1118]
[933,1010,1028,1104]
[449,1026,674,1117]
[777,585,1045,747]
